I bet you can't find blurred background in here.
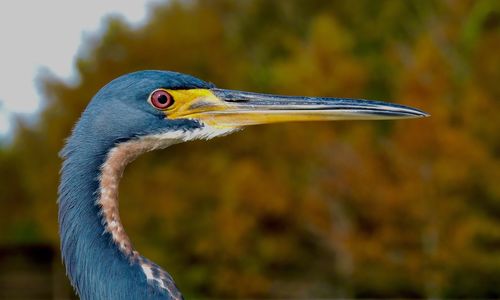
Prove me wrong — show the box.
[0,0,499,298]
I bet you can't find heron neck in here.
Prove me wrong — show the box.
[58,136,182,300]
[98,140,145,257]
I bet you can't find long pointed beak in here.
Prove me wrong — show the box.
[195,88,429,127]
[167,88,429,128]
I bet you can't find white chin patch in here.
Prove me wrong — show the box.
[140,124,239,150]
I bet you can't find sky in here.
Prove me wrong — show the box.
[0,0,161,136]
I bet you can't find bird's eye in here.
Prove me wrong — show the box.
[150,90,174,110]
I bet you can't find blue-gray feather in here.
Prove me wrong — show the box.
[59,71,213,299]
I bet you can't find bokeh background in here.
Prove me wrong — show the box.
[1,0,499,298]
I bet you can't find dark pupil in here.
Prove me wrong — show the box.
[157,94,168,104]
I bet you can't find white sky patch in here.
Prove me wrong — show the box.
[0,0,162,136]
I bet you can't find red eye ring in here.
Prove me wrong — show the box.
[150,89,174,110]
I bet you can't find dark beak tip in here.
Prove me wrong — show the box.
[414,110,430,118]
[400,105,430,118]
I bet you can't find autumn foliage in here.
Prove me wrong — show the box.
[0,0,499,298]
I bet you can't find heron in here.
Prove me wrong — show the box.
[58,70,427,299]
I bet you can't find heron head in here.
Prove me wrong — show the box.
[80,70,428,148]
